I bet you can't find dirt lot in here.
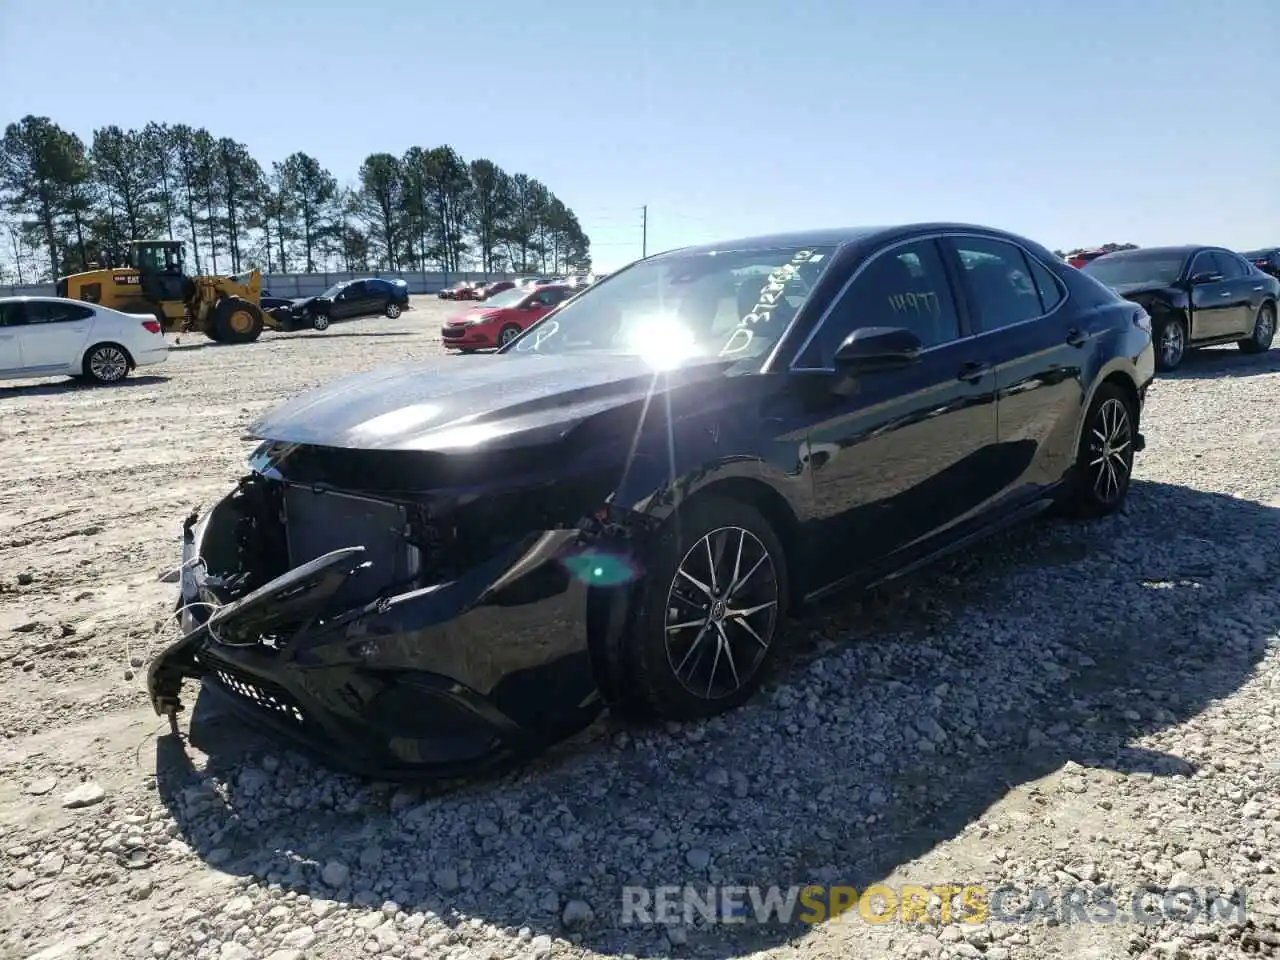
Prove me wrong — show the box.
[1,299,1278,960]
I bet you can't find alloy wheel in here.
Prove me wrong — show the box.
[312,312,329,331]
[89,346,128,383]
[1087,397,1132,505]
[663,526,778,700]
[387,302,402,318]
[500,326,520,346]
[1255,306,1275,346]
[1160,320,1184,368]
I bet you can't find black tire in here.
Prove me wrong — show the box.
[213,297,264,344]
[82,343,132,384]
[1153,315,1186,371]
[385,300,403,319]
[1064,382,1137,518]
[1238,302,1276,354]
[627,495,789,721]
[311,311,330,331]
[498,324,522,347]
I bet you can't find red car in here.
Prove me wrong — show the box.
[438,283,480,301]
[481,279,516,299]
[442,284,575,350]
[1066,249,1108,269]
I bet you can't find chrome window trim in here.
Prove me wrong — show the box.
[786,231,1071,373]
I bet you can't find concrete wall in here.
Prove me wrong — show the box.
[0,270,519,300]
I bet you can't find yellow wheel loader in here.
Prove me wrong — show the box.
[56,240,284,344]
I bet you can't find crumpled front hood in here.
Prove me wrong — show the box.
[248,353,728,452]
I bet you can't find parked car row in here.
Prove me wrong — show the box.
[437,274,595,301]
[0,275,417,386]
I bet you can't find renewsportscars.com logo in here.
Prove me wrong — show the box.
[620,884,1249,926]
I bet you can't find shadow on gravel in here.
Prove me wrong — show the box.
[154,480,1280,959]
[170,330,419,351]
[1160,345,1280,380]
[0,374,170,397]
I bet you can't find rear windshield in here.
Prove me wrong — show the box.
[1082,251,1187,287]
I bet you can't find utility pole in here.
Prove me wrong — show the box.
[641,205,647,258]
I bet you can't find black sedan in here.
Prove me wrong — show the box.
[1081,246,1278,371]
[277,277,411,330]
[1242,247,1280,281]
[149,223,1155,779]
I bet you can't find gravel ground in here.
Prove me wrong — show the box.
[1,301,1278,960]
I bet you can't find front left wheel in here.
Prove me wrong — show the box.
[83,343,131,384]
[385,301,403,319]
[628,495,789,721]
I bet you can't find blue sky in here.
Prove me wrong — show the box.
[3,0,1276,270]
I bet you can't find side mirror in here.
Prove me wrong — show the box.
[832,326,924,371]
[1190,271,1223,285]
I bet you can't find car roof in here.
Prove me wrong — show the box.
[1094,245,1204,258]
[657,223,1053,258]
[0,295,95,305]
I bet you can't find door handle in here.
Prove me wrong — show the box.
[956,360,990,383]
[1220,291,1232,297]
[1065,328,1088,347]
[1254,286,1265,292]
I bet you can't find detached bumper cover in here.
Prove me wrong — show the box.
[148,502,605,779]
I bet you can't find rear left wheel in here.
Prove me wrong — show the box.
[628,496,789,721]
[1065,382,1137,518]
[1238,303,1276,354]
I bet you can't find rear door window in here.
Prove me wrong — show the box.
[950,237,1046,333]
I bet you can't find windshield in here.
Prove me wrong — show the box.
[506,244,836,366]
[1082,251,1187,287]
[484,287,529,308]
[320,282,349,299]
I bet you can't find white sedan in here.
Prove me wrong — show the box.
[0,296,169,385]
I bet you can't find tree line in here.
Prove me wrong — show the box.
[0,115,592,284]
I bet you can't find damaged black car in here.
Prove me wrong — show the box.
[150,223,1156,779]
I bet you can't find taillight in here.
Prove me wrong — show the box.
[143,320,162,334]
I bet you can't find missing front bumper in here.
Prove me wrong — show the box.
[148,507,604,779]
